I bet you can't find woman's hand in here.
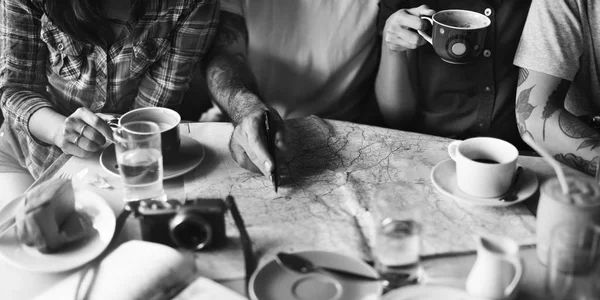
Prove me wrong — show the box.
[53,107,114,157]
[384,5,436,52]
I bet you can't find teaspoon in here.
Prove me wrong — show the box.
[275,252,383,281]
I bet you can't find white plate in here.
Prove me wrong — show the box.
[0,189,116,273]
[430,159,539,207]
[100,135,205,180]
[383,285,480,300]
[249,251,383,300]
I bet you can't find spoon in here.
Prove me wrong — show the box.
[500,166,523,202]
[275,252,382,281]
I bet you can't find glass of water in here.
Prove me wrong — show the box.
[371,182,425,290]
[114,121,167,203]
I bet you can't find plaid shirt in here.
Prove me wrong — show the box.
[0,0,218,178]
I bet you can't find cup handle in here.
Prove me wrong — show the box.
[503,257,523,297]
[417,16,433,45]
[447,141,462,161]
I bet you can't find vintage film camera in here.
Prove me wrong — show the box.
[136,198,227,250]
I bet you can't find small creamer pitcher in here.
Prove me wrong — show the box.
[466,234,523,300]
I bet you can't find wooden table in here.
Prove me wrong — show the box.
[0,119,584,299]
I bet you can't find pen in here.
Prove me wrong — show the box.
[264,110,279,192]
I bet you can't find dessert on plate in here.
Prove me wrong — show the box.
[15,178,94,253]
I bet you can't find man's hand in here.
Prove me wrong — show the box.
[229,107,286,176]
[384,5,436,52]
[53,107,114,157]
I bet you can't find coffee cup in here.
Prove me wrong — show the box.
[418,9,491,64]
[536,176,600,266]
[119,107,181,159]
[448,137,518,198]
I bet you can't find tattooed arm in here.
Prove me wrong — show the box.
[205,11,285,176]
[516,68,599,175]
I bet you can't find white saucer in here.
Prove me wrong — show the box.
[100,135,205,180]
[249,251,382,300]
[383,285,480,300]
[430,159,539,207]
[0,189,116,273]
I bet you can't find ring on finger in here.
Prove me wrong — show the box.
[79,124,89,137]
[74,134,82,146]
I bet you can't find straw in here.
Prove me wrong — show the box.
[521,133,570,195]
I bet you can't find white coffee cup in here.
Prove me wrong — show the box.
[448,137,518,198]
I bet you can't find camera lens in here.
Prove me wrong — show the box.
[169,211,213,250]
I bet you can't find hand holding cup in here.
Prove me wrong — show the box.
[383,5,436,52]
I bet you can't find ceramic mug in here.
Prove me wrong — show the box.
[418,10,491,64]
[119,107,181,159]
[448,137,518,198]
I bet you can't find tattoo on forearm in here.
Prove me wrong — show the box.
[541,79,570,141]
[206,11,263,125]
[558,111,600,150]
[516,86,536,136]
[517,68,529,87]
[554,153,599,176]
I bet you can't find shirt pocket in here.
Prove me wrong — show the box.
[40,18,87,81]
[131,38,171,78]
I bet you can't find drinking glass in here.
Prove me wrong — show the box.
[546,221,600,300]
[114,121,167,203]
[370,182,425,290]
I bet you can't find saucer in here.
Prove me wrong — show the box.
[249,251,382,300]
[430,159,539,207]
[383,285,479,300]
[100,135,205,180]
[0,189,116,273]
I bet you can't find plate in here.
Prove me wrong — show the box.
[249,251,382,300]
[100,135,205,180]
[383,285,480,300]
[0,189,116,273]
[430,159,539,207]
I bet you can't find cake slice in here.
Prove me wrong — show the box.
[15,178,93,253]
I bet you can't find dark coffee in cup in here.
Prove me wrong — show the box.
[418,10,491,64]
[473,158,500,164]
[119,107,181,159]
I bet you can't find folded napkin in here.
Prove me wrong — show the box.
[35,241,197,300]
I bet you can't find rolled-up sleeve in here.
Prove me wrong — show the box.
[134,0,219,109]
[0,0,54,141]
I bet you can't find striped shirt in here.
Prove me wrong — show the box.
[0,0,219,178]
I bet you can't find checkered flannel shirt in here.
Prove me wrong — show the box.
[0,0,219,178]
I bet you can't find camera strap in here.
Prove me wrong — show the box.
[225,195,256,295]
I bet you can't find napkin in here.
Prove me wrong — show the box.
[34,240,197,300]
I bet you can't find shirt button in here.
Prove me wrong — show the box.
[483,49,492,57]
[485,86,492,92]
[484,8,493,16]
[478,123,484,128]
[57,43,64,51]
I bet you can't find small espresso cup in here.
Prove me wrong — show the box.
[418,10,491,64]
[119,107,181,159]
[448,137,518,198]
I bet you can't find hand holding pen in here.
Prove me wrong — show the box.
[228,106,286,191]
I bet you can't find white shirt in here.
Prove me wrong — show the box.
[221,0,380,120]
